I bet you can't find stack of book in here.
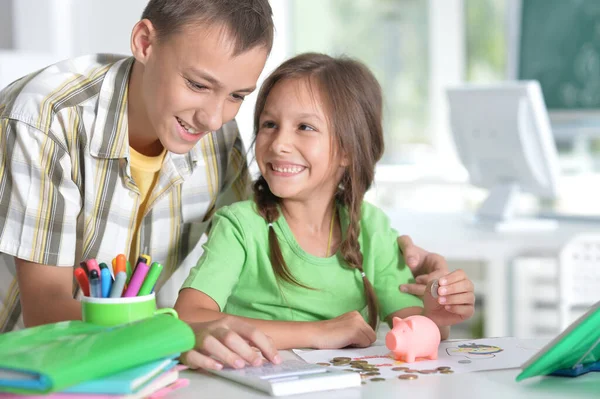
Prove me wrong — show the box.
[0,315,195,398]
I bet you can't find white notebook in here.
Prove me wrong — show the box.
[208,360,361,396]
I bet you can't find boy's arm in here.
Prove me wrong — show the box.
[0,119,81,327]
[15,259,81,327]
[175,288,376,350]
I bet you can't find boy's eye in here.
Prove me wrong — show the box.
[232,93,246,101]
[186,79,207,91]
[299,124,315,131]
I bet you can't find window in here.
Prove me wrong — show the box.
[291,0,430,164]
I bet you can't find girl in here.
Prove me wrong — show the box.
[175,53,475,351]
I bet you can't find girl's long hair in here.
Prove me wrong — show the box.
[253,53,384,329]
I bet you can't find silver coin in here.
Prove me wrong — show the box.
[458,359,471,364]
[430,279,440,298]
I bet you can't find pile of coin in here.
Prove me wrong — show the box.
[394,366,456,380]
[319,358,455,383]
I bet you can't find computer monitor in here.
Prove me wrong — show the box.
[506,0,600,141]
[446,81,560,231]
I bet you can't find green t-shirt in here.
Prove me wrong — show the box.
[182,200,423,322]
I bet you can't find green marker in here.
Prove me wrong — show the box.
[137,262,163,296]
[126,261,132,283]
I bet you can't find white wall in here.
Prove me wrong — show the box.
[12,0,147,57]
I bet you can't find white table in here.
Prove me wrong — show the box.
[384,210,600,337]
[170,350,600,399]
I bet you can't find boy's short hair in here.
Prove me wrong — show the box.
[141,0,274,55]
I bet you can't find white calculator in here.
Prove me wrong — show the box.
[208,359,361,396]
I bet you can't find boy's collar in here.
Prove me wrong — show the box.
[89,56,134,160]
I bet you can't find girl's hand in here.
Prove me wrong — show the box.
[422,269,475,327]
[314,311,376,349]
[181,316,281,370]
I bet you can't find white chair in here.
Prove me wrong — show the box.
[558,233,600,330]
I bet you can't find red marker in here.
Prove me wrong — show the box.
[74,267,90,297]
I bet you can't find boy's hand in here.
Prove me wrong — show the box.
[181,317,281,370]
[421,269,475,327]
[397,235,449,296]
[314,311,376,349]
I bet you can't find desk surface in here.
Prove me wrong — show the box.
[170,350,600,399]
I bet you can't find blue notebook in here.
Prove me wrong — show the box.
[62,357,177,394]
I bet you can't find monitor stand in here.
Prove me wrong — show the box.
[473,183,558,232]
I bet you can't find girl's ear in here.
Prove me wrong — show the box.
[339,152,351,167]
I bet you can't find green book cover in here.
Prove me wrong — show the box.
[0,315,195,394]
[516,300,600,381]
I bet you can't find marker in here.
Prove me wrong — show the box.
[137,262,163,296]
[139,254,151,265]
[123,262,150,297]
[109,271,127,298]
[89,269,102,298]
[100,265,113,298]
[125,260,132,283]
[85,259,100,277]
[111,257,117,275]
[74,267,90,297]
[115,254,127,275]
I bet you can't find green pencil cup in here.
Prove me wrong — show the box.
[81,293,178,326]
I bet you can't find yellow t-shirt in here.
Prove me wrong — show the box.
[128,146,166,265]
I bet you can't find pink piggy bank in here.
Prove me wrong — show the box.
[385,315,441,363]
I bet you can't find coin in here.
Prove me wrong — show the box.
[364,372,381,376]
[418,370,437,374]
[430,279,440,298]
[406,369,420,373]
[351,360,368,365]
[440,370,455,374]
[436,366,451,371]
[332,357,351,362]
[392,367,409,371]
[398,374,419,380]
[458,360,472,364]
[371,378,386,382]
[361,381,367,385]
[332,360,350,366]
[316,362,330,366]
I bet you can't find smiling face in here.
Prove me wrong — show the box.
[132,21,268,154]
[255,77,346,201]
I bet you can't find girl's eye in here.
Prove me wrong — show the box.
[299,124,315,131]
[186,79,207,91]
[261,121,276,129]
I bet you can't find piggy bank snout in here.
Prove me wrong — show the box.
[385,330,406,351]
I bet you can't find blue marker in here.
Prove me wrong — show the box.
[100,265,113,298]
[89,269,102,298]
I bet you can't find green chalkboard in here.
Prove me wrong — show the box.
[518,0,600,110]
